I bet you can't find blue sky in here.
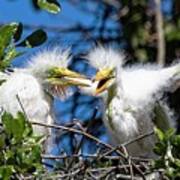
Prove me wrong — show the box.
[0,0,97,64]
[0,0,172,44]
[0,0,94,32]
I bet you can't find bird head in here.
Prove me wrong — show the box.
[27,47,91,100]
[45,67,92,100]
[93,67,116,95]
[81,46,124,97]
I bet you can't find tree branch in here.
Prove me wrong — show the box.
[154,0,165,66]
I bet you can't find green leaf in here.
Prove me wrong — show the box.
[5,48,24,62]
[165,128,175,140]
[23,122,33,138]
[1,47,24,71]
[0,23,19,59]
[37,0,61,14]
[0,23,24,70]
[4,149,14,162]
[152,159,165,169]
[166,167,176,177]
[17,29,47,48]
[2,112,26,141]
[154,127,165,142]
[153,142,166,155]
[13,23,23,42]
[153,102,171,131]
[174,159,180,168]
[165,23,180,41]
[2,112,14,134]
[0,135,5,149]
[0,111,44,177]
[0,165,14,180]
[172,135,180,146]
[16,144,42,173]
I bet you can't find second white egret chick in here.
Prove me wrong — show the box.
[81,47,180,158]
[0,47,90,151]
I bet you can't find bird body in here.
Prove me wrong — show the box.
[106,65,179,157]
[84,47,180,157]
[0,48,90,151]
[0,70,52,136]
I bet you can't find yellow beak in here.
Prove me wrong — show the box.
[47,67,91,87]
[95,78,115,95]
[94,68,114,81]
[94,68,115,95]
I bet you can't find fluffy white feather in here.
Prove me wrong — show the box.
[86,47,180,157]
[0,72,10,80]
[27,47,71,78]
[121,63,180,105]
[0,47,72,152]
[108,64,179,157]
[87,46,124,70]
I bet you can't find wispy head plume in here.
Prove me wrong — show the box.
[87,46,124,70]
[27,47,71,75]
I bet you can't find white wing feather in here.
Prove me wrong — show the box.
[121,63,180,104]
[0,71,52,136]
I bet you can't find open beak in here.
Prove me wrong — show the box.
[46,67,92,100]
[47,67,91,87]
[93,68,115,95]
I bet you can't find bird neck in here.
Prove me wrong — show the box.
[107,83,117,106]
[44,90,55,118]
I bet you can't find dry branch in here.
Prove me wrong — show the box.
[154,0,165,66]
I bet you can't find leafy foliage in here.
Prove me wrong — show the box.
[0,112,44,179]
[17,29,47,48]
[0,23,18,58]
[0,1,62,71]
[119,1,180,63]
[32,0,61,14]
[0,23,47,71]
[153,127,180,178]
[37,0,61,14]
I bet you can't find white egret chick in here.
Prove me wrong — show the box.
[81,47,180,157]
[0,48,90,151]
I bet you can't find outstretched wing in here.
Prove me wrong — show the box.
[122,62,180,132]
[122,62,180,102]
